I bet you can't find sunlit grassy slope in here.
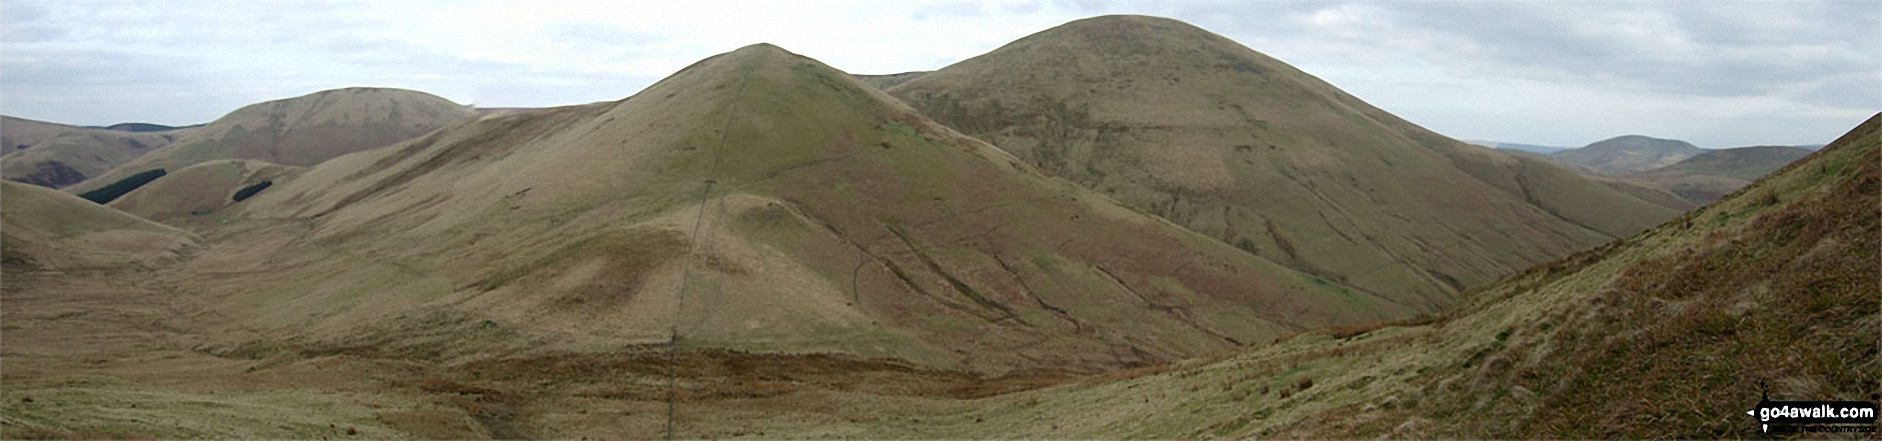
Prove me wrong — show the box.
[180,44,1410,374]
[888,15,1681,311]
[67,88,476,195]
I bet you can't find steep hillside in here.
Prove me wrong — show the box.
[887,15,1678,309]
[725,114,1877,439]
[1552,134,1705,175]
[67,88,477,195]
[181,43,1406,374]
[1623,145,1815,204]
[1,116,195,188]
[0,180,198,270]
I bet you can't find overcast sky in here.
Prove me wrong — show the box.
[3,0,1876,148]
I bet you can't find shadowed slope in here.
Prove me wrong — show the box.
[67,88,476,195]
[1,116,196,188]
[196,44,1406,373]
[887,15,1678,309]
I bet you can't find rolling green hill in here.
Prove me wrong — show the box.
[67,88,477,195]
[886,15,1679,309]
[1551,134,1705,175]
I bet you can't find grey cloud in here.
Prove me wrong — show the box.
[1,2,67,44]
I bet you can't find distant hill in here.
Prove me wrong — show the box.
[1550,135,1704,175]
[886,15,1679,309]
[853,71,929,89]
[1623,145,1814,204]
[1467,140,1570,154]
[93,122,199,132]
[1648,145,1814,180]
[66,87,478,195]
[1492,146,1695,210]
[1,116,196,188]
